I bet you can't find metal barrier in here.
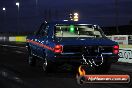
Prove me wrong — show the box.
[0,36,9,42]
[0,36,26,42]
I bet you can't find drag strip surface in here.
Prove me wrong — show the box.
[0,42,132,88]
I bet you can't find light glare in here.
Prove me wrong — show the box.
[16,2,19,6]
[3,8,6,11]
[74,13,78,16]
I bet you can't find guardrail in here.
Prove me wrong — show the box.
[0,36,26,42]
[0,36,9,42]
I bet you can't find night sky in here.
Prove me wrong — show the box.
[0,0,132,32]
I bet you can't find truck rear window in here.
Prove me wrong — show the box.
[55,24,103,38]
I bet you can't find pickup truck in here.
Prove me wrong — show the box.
[26,21,119,73]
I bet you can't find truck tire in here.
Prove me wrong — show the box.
[42,59,55,73]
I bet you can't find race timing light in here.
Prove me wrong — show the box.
[69,25,75,33]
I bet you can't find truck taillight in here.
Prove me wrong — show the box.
[54,45,63,53]
[113,45,119,54]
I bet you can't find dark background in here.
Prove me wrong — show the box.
[0,0,132,34]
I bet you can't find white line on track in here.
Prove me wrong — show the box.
[0,44,26,49]
[0,70,23,84]
[15,50,25,54]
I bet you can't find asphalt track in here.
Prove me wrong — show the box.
[0,42,132,88]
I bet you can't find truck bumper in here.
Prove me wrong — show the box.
[50,53,119,64]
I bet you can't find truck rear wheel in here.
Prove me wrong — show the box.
[42,57,56,73]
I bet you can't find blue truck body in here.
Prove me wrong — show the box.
[26,21,119,73]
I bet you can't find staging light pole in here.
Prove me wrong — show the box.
[16,2,20,15]
[16,2,19,7]
[16,2,20,32]
[2,7,6,17]
[16,2,20,12]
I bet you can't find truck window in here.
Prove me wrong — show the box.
[55,24,103,38]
